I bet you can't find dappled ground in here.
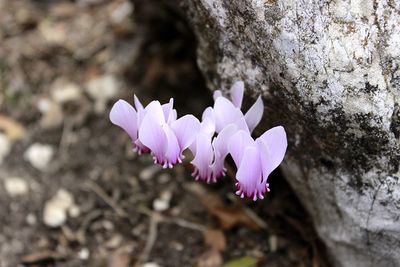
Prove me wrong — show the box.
[0,1,329,266]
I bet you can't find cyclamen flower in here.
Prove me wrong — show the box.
[190,81,265,183]
[110,80,288,201]
[212,81,264,134]
[228,126,287,201]
[110,96,200,168]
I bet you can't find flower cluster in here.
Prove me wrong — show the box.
[110,81,287,200]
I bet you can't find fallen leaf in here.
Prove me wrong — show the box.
[212,206,260,230]
[0,114,26,141]
[222,256,257,267]
[204,229,226,252]
[186,183,260,230]
[196,249,223,267]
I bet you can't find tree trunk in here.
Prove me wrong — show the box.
[179,1,400,266]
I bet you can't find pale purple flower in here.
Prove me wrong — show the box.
[110,81,288,201]
[228,126,287,201]
[109,98,150,154]
[189,107,215,182]
[110,96,200,168]
[212,81,264,133]
[190,81,265,183]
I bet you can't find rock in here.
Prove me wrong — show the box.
[4,177,28,197]
[0,133,11,164]
[24,143,54,171]
[180,1,400,267]
[85,74,120,113]
[37,98,64,129]
[78,248,89,260]
[43,189,74,227]
[51,79,82,104]
[152,190,172,212]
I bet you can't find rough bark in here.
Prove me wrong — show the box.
[179,1,400,266]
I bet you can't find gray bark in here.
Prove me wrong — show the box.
[179,1,400,266]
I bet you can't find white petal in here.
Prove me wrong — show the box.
[134,95,144,111]
[212,123,238,157]
[138,113,167,163]
[244,96,264,133]
[191,132,213,181]
[109,100,138,141]
[171,115,201,150]
[230,81,244,108]
[200,107,216,135]
[162,98,176,123]
[145,101,166,124]
[163,124,181,168]
[213,97,244,133]
[257,126,287,177]
[228,130,254,167]
[236,146,262,198]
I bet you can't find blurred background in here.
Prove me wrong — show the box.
[0,1,328,266]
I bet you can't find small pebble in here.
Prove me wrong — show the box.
[110,1,133,24]
[24,143,54,171]
[0,133,11,164]
[26,213,37,225]
[51,79,82,103]
[78,248,90,260]
[43,189,74,227]
[68,205,81,218]
[86,75,119,113]
[152,191,172,212]
[37,98,63,129]
[269,235,278,252]
[4,177,28,197]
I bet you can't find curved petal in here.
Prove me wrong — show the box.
[230,81,244,108]
[200,107,216,136]
[210,124,238,180]
[235,146,265,200]
[191,132,213,183]
[257,126,287,178]
[213,124,238,158]
[171,115,201,150]
[162,98,176,123]
[228,130,254,168]
[145,101,165,124]
[163,124,181,168]
[213,97,244,133]
[134,95,144,111]
[138,113,167,164]
[244,96,264,133]
[109,100,138,141]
